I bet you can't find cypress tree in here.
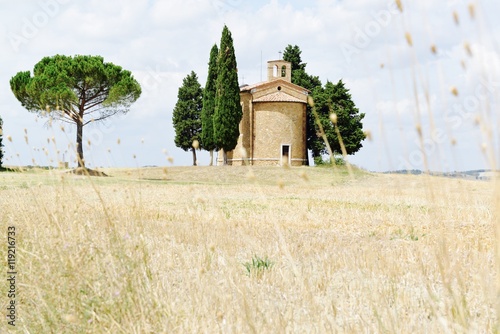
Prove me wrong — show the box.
[213,25,242,165]
[200,44,219,166]
[172,71,203,166]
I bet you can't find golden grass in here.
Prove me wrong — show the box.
[0,166,497,333]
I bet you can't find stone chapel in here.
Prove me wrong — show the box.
[219,60,309,166]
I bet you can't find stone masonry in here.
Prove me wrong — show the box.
[219,60,309,166]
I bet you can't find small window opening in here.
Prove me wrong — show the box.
[281,65,287,77]
[273,64,278,77]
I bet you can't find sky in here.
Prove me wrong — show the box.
[0,0,499,172]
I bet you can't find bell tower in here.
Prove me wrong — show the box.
[267,60,292,83]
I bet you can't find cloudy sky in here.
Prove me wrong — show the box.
[1,0,499,172]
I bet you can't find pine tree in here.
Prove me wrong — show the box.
[172,71,203,166]
[313,80,365,158]
[284,45,365,163]
[200,44,219,166]
[213,25,242,165]
[10,55,141,168]
[0,115,3,169]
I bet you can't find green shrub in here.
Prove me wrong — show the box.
[314,155,346,166]
[243,255,273,277]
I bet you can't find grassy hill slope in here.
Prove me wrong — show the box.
[0,166,497,332]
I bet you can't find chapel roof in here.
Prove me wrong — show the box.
[240,79,309,94]
[252,91,305,103]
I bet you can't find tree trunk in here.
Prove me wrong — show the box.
[76,119,84,167]
[223,150,228,165]
[192,147,197,166]
[209,150,213,166]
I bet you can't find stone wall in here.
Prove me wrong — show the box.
[218,75,309,166]
[252,101,306,166]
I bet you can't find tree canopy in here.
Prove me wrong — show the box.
[172,71,203,166]
[200,44,219,165]
[312,80,366,158]
[213,25,242,165]
[283,45,365,162]
[283,45,306,72]
[10,54,141,168]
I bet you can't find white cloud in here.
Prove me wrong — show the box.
[0,0,498,171]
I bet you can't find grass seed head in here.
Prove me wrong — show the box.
[216,311,224,322]
[464,42,473,56]
[395,0,403,12]
[468,3,475,19]
[330,113,338,124]
[415,124,422,136]
[307,95,315,107]
[453,11,459,25]
[405,32,413,46]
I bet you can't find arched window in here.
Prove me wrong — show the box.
[273,64,278,77]
[281,65,287,77]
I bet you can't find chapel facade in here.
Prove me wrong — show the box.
[219,60,309,166]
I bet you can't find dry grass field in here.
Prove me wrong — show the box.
[0,165,498,333]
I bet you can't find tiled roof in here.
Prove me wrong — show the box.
[253,91,306,103]
[240,82,266,92]
[240,79,310,93]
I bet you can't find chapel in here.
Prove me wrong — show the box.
[220,60,309,166]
